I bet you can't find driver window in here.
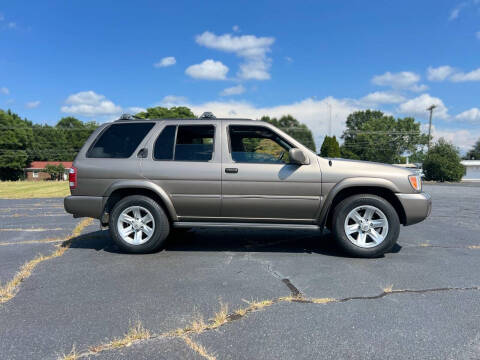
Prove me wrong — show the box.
[229,125,292,163]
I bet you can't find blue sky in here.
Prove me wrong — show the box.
[1,0,479,151]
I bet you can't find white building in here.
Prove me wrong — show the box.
[461,160,480,181]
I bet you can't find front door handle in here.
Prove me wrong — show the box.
[225,168,238,174]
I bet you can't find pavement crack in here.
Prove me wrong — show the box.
[282,278,303,298]
[62,285,480,359]
[0,218,93,304]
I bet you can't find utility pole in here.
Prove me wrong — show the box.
[427,104,437,152]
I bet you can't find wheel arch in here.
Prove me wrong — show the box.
[102,181,177,224]
[320,180,407,229]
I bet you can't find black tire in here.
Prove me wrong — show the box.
[109,195,170,253]
[331,194,400,258]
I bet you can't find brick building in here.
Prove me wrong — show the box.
[24,161,73,181]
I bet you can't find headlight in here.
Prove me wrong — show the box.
[408,174,422,191]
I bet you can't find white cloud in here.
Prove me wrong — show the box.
[127,106,146,114]
[184,96,359,147]
[158,95,188,107]
[397,94,449,120]
[430,126,480,153]
[360,91,405,105]
[26,100,40,108]
[456,108,480,123]
[185,59,229,80]
[61,90,122,117]
[427,65,455,81]
[449,7,462,20]
[372,71,426,91]
[0,87,9,95]
[0,13,4,21]
[232,25,240,32]
[7,22,16,29]
[154,56,176,68]
[195,31,275,80]
[285,56,294,63]
[220,84,245,96]
[450,67,480,82]
[476,31,480,39]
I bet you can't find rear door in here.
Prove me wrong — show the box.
[220,123,322,222]
[140,121,222,219]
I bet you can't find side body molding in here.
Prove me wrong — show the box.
[104,180,178,221]
[318,177,401,227]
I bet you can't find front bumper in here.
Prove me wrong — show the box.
[64,196,104,219]
[396,192,432,226]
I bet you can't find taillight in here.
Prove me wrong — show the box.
[69,166,77,190]
[408,174,421,191]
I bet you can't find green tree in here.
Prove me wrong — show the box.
[340,146,360,160]
[0,110,33,180]
[341,110,428,163]
[423,138,464,182]
[260,115,316,152]
[135,106,196,119]
[44,164,57,180]
[320,135,341,157]
[465,139,480,160]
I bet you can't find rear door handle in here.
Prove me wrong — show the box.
[225,168,238,174]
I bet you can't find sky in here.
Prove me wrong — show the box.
[1,0,479,152]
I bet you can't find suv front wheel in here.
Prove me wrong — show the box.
[109,195,170,253]
[332,194,400,258]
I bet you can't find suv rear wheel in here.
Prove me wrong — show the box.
[109,195,170,253]
[332,194,399,258]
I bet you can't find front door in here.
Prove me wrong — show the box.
[141,122,221,219]
[221,124,322,223]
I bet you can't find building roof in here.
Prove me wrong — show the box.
[461,160,480,166]
[26,161,73,170]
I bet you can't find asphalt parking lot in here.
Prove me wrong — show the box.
[0,184,479,360]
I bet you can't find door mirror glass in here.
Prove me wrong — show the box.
[289,148,309,165]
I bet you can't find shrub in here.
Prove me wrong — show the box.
[423,138,464,182]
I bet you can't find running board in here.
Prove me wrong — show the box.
[173,222,320,230]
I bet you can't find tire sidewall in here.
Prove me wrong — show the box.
[109,195,169,253]
[332,194,400,258]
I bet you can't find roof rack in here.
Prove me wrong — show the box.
[200,112,216,119]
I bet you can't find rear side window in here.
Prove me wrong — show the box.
[87,123,154,158]
[153,125,215,161]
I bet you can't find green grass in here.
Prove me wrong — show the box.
[0,181,70,199]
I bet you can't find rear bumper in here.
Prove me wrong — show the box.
[64,196,104,219]
[396,192,432,226]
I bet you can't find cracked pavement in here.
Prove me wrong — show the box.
[0,184,479,359]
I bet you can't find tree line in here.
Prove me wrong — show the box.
[0,106,475,182]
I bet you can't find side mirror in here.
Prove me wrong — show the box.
[289,148,310,165]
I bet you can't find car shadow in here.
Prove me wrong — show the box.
[68,228,402,258]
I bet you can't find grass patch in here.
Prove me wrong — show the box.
[181,335,216,360]
[210,301,229,328]
[89,321,151,352]
[383,285,394,293]
[0,181,70,199]
[59,345,79,360]
[310,297,336,304]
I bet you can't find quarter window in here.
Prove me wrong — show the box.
[229,125,292,164]
[87,123,154,158]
